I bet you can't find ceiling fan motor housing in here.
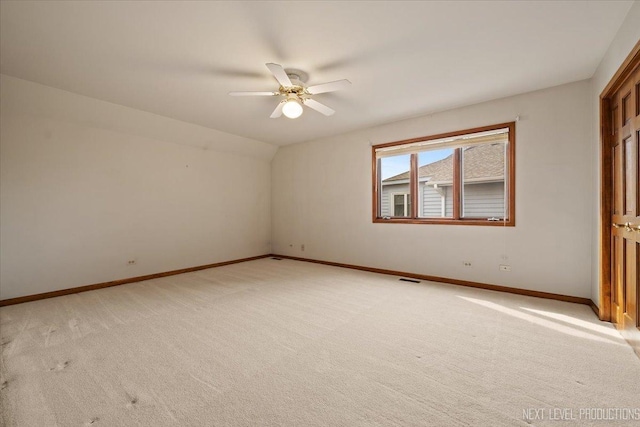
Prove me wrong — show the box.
[284,68,308,83]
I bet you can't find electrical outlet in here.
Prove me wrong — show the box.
[499,264,511,272]
[301,244,305,252]
[127,259,137,266]
[463,261,472,267]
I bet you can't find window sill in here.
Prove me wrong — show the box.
[372,218,515,226]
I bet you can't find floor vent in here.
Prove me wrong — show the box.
[399,278,420,283]
[271,257,283,260]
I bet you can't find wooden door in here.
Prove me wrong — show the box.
[610,62,640,354]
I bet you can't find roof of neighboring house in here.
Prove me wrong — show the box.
[382,143,505,184]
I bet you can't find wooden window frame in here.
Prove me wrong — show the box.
[372,122,516,226]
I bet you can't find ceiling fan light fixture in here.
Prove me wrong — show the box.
[282,98,303,119]
[229,63,350,119]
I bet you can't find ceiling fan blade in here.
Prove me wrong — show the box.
[303,98,335,116]
[266,63,292,87]
[270,102,284,118]
[306,79,351,94]
[229,91,279,96]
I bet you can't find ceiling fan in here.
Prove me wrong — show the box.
[229,63,351,119]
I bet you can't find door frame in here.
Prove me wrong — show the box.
[599,40,640,321]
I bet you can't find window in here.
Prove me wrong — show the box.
[392,193,411,217]
[373,122,515,226]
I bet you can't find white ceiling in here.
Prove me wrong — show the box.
[0,1,633,146]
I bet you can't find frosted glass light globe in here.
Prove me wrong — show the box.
[282,99,303,119]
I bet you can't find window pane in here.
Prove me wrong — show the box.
[417,148,454,218]
[393,194,406,216]
[461,143,506,219]
[380,154,411,217]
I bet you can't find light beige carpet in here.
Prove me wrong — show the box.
[1,258,639,426]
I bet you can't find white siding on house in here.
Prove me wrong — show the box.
[445,187,453,217]
[421,184,453,218]
[384,181,501,218]
[422,184,443,217]
[462,182,505,218]
[380,183,409,217]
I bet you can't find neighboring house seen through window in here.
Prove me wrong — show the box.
[373,122,515,226]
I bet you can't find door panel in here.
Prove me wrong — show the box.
[626,240,635,316]
[611,63,640,355]
[612,236,624,322]
[614,142,623,216]
[624,137,636,215]
[637,242,640,329]
[622,92,631,125]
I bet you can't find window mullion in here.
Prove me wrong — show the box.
[453,148,461,220]
[410,153,418,218]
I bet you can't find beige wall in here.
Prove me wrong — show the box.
[590,2,640,306]
[272,80,593,298]
[0,75,276,300]
[3,4,637,303]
